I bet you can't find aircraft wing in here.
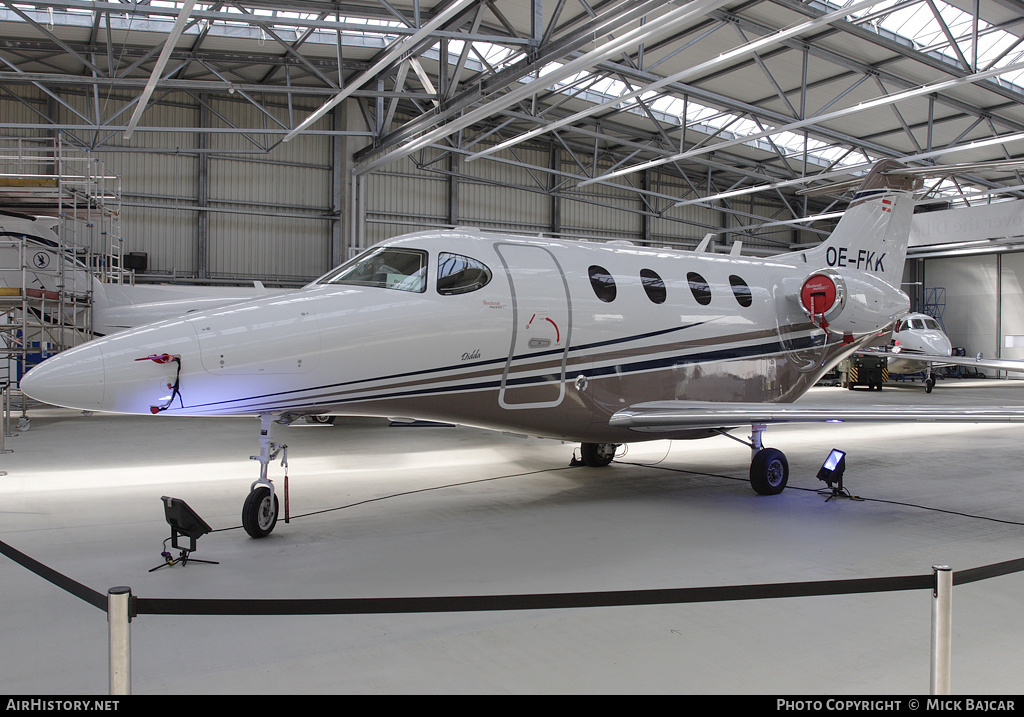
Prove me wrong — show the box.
[856,350,1024,374]
[609,401,1024,433]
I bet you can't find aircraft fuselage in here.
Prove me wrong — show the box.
[20,229,907,444]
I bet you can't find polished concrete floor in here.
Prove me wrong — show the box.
[2,377,1024,694]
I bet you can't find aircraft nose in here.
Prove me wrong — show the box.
[21,318,201,414]
[20,341,105,410]
[928,334,953,356]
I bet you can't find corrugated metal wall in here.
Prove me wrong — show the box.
[1,88,334,284]
[461,147,550,233]
[366,151,448,246]
[3,87,816,283]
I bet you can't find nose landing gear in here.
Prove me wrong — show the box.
[242,414,288,538]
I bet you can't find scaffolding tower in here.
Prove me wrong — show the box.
[0,134,125,414]
[921,287,947,330]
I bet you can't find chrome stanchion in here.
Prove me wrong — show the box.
[930,565,952,695]
[107,586,132,695]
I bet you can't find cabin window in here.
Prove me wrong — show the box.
[437,253,492,295]
[729,275,752,308]
[318,247,427,293]
[641,269,666,304]
[687,271,712,306]
[589,265,617,302]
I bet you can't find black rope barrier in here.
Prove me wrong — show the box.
[953,556,1024,586]
[132,573,934,617]
[0,538,106,611]
[4,536,1024,618]
[0,536,994,618]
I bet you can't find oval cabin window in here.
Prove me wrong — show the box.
[589,265,617,302]
[687,271,712,306]
[640,269,666,304]
[729,275,752,308]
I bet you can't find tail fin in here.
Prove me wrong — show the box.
[790,160,922,287]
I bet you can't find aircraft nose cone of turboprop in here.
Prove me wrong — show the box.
[20,341,105,410]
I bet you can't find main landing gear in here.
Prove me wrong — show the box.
[574,442,620,467]
[577,428,788,495]
[746,423,789,495]
[713,423,790,495]
[242,414,289,538]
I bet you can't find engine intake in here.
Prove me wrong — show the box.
[793,268,908,337]
[799,269,846,328]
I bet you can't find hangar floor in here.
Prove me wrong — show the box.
[2,378,1024,695]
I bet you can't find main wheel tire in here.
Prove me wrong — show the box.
[750,447,789,495]
[580,442,618,467]
[242,486,279,538]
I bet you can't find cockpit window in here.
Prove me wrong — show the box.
[903,317,939,330]
[437,253,492,295]
[318,247,427,293]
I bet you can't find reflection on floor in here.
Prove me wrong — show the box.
[2,380,1023,694]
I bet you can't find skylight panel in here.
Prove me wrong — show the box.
[844,0,1024,86]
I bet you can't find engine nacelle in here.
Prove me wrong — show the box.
[794,268,908,337]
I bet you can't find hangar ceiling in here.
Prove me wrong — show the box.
[3,0,1024,241]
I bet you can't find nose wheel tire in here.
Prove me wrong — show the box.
[242,486,279,538]
[750,447,789,495]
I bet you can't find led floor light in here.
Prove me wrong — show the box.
[816,448,860,501]
[150,496,219,571]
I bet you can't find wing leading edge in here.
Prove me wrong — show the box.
[610,401,1024,433]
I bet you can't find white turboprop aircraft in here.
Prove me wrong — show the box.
[20,160,1024,538]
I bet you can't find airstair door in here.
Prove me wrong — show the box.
[495,244,571,410]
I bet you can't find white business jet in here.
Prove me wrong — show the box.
[885,313,952,392]
[20,160,1024,538]
[859,312,1024,392]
